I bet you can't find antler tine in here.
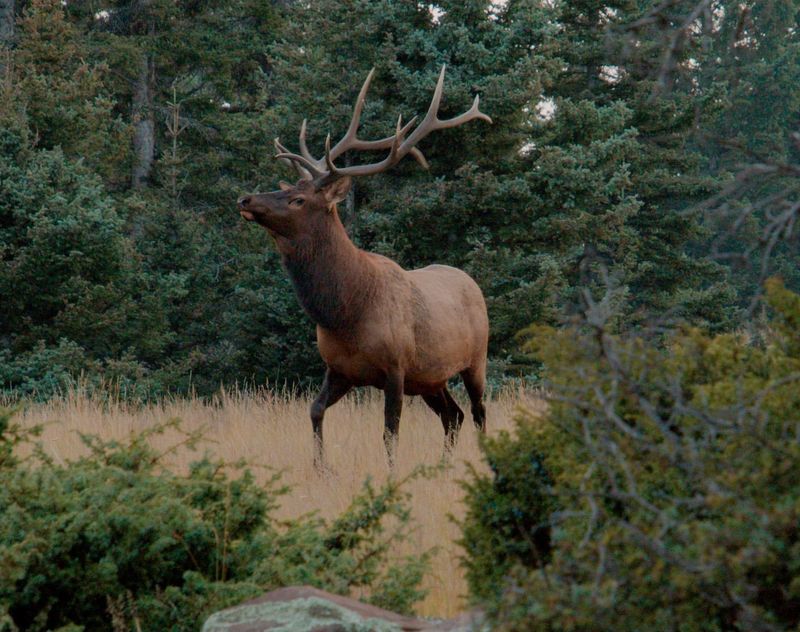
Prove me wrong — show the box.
[347,116,417,150]
[274,140,326,180]
[323,133,338,177]
[343,117,429,169]
[401,64,447,149]
[429,64,447,119]
[327,67,376,163]
[389,114,405,159]
[319,114,410,180]
[409,148,430,169]
[435,94,493,129]
[298,119,318,165]
[275,138,314,179]
[277,65,489,184]
[394,64,492,160]
[273,137,290,159]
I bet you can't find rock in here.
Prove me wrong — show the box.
[201,585,485,632]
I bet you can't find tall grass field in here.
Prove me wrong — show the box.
[15,388,544,619]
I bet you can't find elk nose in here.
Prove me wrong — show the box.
[237,195,252,209]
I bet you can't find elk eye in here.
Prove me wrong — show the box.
[290,198,304,207]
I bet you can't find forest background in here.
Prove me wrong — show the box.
[3,1,800,630]
[3,0,798,399]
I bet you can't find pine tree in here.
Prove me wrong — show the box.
[521,0,737,329]
[53,0,303,392]
[3,0,781,394]
[699,0,800,301]
[13,0,129,184]
[0,127,171,397]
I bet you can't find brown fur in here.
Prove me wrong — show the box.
[238,177,488,468]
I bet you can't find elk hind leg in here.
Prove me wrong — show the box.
[461,366,487,433]
[442,387,465,448]
[422,388,463,455]
[310,368,352,472]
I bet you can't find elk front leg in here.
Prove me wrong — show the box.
[310,368,352,472]
[383,370,404,470]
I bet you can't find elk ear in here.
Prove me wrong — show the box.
[278,181,293,192]
[320,176,352,206]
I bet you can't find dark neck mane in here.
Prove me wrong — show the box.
[279,208,375,331]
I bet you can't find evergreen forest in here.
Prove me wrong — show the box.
[2,0,800,630]
[2,0,797,398]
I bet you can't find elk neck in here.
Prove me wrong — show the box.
[278,206,376,331]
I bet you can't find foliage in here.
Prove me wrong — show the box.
[459,426,554,603]
[3,0,800,627]
[0,130,173,398]
[3,0,796,395]
[12,0,131,183]
[461,278,800,630]
[1,0,750,396]
[615,0,800,307]
[0,414,429,631]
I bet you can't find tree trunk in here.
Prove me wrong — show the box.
[131,50,155,188]
[0,0,13,46]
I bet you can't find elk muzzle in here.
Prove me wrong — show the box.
[237,195,256,221]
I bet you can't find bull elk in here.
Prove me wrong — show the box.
[237,66,491,469]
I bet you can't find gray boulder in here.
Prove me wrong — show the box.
[202,585,485,632]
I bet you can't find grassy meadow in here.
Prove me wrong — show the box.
[15,388,544,619]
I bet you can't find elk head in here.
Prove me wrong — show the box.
[237,65,492,233]
[237,177,352,238]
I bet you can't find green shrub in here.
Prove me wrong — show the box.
[0,413,429,631]
[0,132,172,401]
[462,278,800,630]
[460,427,554,602]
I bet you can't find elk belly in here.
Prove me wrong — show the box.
[406,264,488,375]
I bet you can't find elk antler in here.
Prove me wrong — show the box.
[274,65,492,185]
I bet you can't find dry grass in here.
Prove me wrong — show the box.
[14,388,544,619]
